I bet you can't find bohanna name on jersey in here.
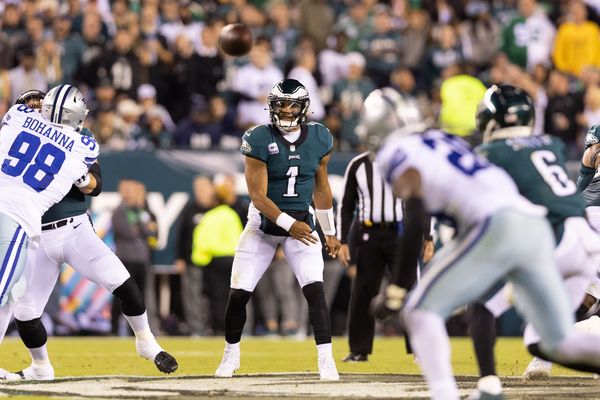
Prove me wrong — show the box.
[376,129,545,230]
[0,104,99,240]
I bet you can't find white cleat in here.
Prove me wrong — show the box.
[215,350,240,378]
[318,356,340,381]
[9,363,55,381]
[523,357,552,380]
[468,375,504,400]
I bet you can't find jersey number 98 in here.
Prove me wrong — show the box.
[1,131,66,192]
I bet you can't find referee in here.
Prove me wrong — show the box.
[337,151,426,362]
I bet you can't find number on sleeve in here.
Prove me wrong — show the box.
[422,134,489,176]
[283,166,299,197]
[530,150,577,197]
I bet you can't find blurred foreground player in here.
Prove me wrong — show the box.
[364,87,600,400]
[214,79,341,380]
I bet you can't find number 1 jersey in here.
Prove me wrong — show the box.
[376,129,545,230]
[0,104,99,240]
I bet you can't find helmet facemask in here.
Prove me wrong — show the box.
[269,98,309,132]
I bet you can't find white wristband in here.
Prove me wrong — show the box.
[74,174,91,188]
[316,208,336,236]
[276,212,296,231]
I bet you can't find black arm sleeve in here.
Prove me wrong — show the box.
[338,157,361,244]
[392,197,426,289]
[88,162,103,197]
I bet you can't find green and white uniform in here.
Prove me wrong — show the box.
[233,123,334,291]
[476,135,600,342]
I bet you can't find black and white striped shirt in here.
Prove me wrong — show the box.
[336,152,403,243]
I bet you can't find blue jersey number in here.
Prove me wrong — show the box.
[422,134,489,176]
[1,131,66,192]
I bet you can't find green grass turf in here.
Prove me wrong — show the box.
[0,336,588,378]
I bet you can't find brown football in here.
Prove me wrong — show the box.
[218,23,253,57]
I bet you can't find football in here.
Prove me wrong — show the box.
[218,23,253,57]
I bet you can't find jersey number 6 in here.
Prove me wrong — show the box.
[1,131,66,192]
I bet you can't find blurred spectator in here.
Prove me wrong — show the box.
[116,98,143,148]
[90,104,127,149]
[213,173,248,226]
[582,84,600,127]
[298,0,334,52]
[191,179,243,335]
[174,176,217,336]
[25,15,45,51]
[319,30,350,90]
[53,15,86,84]
[501,0,555,71]
[74,12,107,89]
[420,24,464,92]
[111,0,139,38]
[36,37,62,88]
[135,106,173,149]
[231,37,283,128]
[138,83,176,132]
[191,19,224,102]
[552,0,600,77]
[168,34,197,121]
[0,68,10,114]
[111,179,158,335]
[1,3,28,64]
[99,29,142,98]
[331,1,369,52]
[402,9,429,71]
[264,1,299,71]
[439,64,487,136]
[544,69,584,152]
[9,46,47,104]
[331,52,376,150]
[358,4,403,87]
[459,1,501,69]
[288,47,325,121]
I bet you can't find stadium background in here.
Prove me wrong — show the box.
[1,0,599,337]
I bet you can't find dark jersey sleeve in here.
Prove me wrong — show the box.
[240,126,269,162]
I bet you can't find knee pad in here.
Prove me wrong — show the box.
[302,282,331,345]
[15,317,47,349]
[112,278,146,316]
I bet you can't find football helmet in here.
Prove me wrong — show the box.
[357,87,423,153]
[15,90,46,111]
[41,84,89,131]
[476,84,534,143]
[268,79,310,132]
[584,125,600,149]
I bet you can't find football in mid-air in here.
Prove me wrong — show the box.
[219,23,253,57]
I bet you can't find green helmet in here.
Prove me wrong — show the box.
[476,84,534,143]
[584,125,600,149]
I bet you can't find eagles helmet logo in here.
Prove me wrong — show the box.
[240,139,252,154]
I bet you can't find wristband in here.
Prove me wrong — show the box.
[316,208,336,235]
[276,212,296,232]
[75,174,91,188]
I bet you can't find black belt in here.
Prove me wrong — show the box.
[42,217,74,231]
[362,221,399,231]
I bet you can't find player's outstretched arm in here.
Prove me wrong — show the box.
[245,156,317,245]
[579,143,600,190]
[313,154,341,257]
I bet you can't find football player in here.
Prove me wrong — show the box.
[364,87,600,400]
[214,79,341,380]
[466,84,600,397]
[0,87,177,380]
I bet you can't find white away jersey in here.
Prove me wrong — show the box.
[377,129,545,229]
[0,104,99,240]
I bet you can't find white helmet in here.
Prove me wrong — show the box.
[41,84,89,131]
[357,88,424,152]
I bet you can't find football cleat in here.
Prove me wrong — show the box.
[522,357,552,380]
[215,350,240,378]
[342,353,368,362]
[318,355,340,381]
[9,363,54,381]
[468,375,505,400]
[154,351,178,374]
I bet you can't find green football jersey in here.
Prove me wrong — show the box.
[240,122,334,212]
[42,128,95,223]
[476,135,585,232]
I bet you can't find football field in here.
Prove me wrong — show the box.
[0,336,597,399]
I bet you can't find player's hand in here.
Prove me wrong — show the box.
[289,221,318,246]
[325,235,341,258]
[422,239,434,264]
[174,259,186,274]
[338,244,351,267]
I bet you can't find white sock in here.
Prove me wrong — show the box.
[29,345,50,364]
[124,312,151,334]
[405,309,459,400]
[225,342,240,353]
[316,343,332,358]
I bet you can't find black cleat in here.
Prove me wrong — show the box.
[154,351,178,374]
[342,353,368,362]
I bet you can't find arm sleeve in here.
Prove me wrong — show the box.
[337,157,360,243]
[392,197,426,290]
[88,162,102,196]
[578,164,596,191]
[240,127,269,162]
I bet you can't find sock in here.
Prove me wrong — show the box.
[469,303,497,377]
[317,343,332,358]
[302,282,331,345]
[29,345,50,364]
[225,289,252,344]
[124,312,152,335]
[405,309,459,400]
[225,342,240,353]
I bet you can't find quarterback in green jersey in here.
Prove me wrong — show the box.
[468,84,600,398]
[215,79,341,380]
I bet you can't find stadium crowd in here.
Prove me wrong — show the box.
[0,0,599,155]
